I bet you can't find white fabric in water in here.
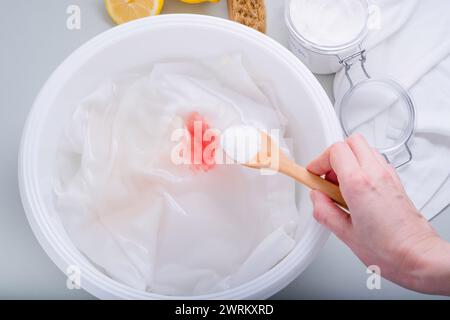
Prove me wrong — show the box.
[55,55,300,296]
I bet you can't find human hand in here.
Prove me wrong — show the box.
[307,134,450,295]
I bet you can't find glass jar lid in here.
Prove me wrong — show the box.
[336,78,415,166]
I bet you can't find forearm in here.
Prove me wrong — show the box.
[405,237,450,296]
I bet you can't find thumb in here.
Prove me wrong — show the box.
[310,190,352,241]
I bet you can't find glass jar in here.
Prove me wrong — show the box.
[285,0,370,75]
[285,0,415,167]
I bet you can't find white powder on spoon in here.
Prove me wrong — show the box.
[221,125,262,164]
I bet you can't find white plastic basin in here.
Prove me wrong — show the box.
[19,14,342,299]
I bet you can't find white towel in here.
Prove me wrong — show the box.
[333,0,450,220]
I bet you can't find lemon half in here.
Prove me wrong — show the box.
[105,0,164,25]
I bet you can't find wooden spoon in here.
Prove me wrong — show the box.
[244,132,348,210]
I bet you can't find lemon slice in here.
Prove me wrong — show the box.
[105,0,164,25]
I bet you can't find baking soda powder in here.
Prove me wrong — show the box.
[286,0,369,74]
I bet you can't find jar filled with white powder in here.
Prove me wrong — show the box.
[285,0,416,167]
[285,0,370,74]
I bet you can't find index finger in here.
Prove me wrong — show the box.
[307,141,361,182]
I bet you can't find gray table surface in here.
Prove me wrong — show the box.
[1,0,449,299]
